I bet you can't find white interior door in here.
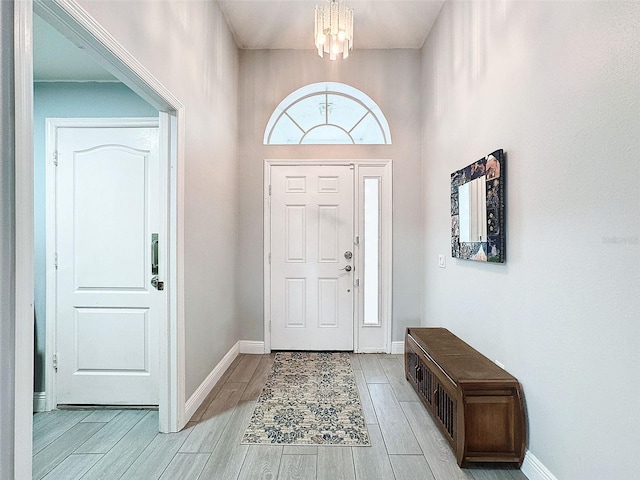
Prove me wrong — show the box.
[270,165,354,350]
[55,121,162,405]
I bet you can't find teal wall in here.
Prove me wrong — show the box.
[34,82,157,393]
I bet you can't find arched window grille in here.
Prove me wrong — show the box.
[264,82,392,145]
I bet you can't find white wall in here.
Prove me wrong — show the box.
[237,49,423,343]
[76,0,240,398]
[420,1,640,479]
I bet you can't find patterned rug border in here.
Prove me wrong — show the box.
[241,352,371,447]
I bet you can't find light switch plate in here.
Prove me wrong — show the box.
[438,254,446,268]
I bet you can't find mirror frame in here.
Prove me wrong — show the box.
[451,149,505,262]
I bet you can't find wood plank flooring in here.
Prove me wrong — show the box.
[33,354,529,480]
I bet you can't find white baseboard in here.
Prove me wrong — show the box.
[521,450,558,480]
[33,392,46,413]
[239,341,265,354]
[391,341,404,355]
[184,341,239,422]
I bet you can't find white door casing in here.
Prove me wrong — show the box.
[270,165,355,350]
[52,119,163,405]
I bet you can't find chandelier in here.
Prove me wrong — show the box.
[314,0,354,60]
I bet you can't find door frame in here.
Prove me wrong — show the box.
[15,0,187,449]
[44,117,165,410]
[264,159,393,354]
[13,2,35,478]
[32,1,186,433]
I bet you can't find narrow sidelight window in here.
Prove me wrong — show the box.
[363,177,380,325]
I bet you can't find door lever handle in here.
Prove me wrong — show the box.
[151,233,159,275]
[340,265,352,272]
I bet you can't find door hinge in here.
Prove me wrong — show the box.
[268,253,271,264]
[54,253,58,269]
[53,353,58,371]
[53,151,58,166]
[355,278,360,287]
[354,235,360,245]
[268,185,272,195]
[349,163,355,170]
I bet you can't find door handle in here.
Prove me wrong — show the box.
[151,234,164,290]
[340,265,352,272]
[151,233,159,275]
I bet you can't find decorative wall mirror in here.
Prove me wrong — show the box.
[451,149,505,262]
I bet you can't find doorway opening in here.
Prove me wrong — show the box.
[44,118,165,409]
[19,0,187,437]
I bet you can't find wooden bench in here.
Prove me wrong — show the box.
[405,327,526,467]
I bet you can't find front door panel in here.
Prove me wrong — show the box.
[270,165,354,350]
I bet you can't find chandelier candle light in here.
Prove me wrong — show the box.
[315,0,354,60]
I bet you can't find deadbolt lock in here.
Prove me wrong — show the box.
[344,251,353,260]
[151,275,164,291]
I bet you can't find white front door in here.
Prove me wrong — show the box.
[270,165,354,350]
[54,121,162,405]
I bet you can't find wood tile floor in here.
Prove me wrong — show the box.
[33,354,529,480]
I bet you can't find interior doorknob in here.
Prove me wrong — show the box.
[340,265,352,272]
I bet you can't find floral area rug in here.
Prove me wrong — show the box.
[241,352,371,446]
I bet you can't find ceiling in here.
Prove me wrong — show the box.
[219,0,444,50]
[33,14,116,82]
[34,0,445,82]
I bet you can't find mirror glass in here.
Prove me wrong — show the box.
[458,177,487,243]
[451,149,505,262]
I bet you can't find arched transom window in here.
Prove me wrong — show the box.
[264,82,392,145]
